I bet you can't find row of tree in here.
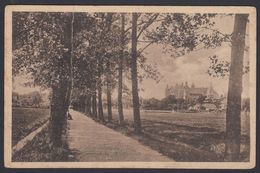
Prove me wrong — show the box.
[13,12,249,161]
[12,91,45,108]
[142,95,250,112]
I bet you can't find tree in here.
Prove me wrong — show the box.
[48,13,74,148]
[13,12,75,147]
[106,58,113,121]
[131,13,142,133]
[129,13,161,133]
[224,14,248,161]
[95,13,120,122]
[160,95,177,110]
[31,91,43,108]
[73,13,122,122]
[104,13,113,122]
[197,95,207,105]
[118,13,125,125]
[242,98,250,112]
[73,13,99,118]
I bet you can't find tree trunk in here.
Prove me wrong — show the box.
[92,89,97,118]
[106,83,112,121]
[64,12,74,109]
[85,95,92,115]
[50,83,68,148]
[225,14,248,161]
[106,60,113,121]
[49,12,74,148]
[131,13,142,133]
[84,96,88,114]
[88,95,92,115]
[98,83,104,121]
[97,58,104,122]
[118,13,125,125]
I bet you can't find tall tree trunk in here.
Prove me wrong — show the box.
[85,94,91,115]
[88,95,92,115]
[49,12,74,147]
[98,84,104,121]
[131,13,142,133]
[225,14,248,161]
[118,13,125,125]
[84,96,88,114]
[106,60,113,121]
[92,88,97,118]
[50,83,68,148]
[103,13,113,122]
[97,58,104,122]
[65,12,74,109]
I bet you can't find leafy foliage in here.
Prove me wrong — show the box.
[13,12,73,88]
[208,55,230,77]
[207,55,250,77]
[147,13,226,53]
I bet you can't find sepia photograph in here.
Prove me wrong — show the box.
[4,6,256,168]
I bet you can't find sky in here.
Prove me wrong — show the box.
[137,15,250,99]
[138,43,250,99]
[13,14,250,99]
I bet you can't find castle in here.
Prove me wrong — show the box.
[165,81,218,100]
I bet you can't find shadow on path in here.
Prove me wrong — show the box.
[67,110,172,162]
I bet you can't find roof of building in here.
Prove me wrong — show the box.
[166,82,218,98]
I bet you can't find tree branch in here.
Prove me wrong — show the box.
[137,14,159,39]
[124,16,157,36]
[138,40,154,43]
[137,13,142,18]
[137,41,155,55]
[199,26,232,42]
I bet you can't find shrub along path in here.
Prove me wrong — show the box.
[67,110,172,162]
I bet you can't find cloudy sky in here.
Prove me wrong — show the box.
[13,14,250,99]
[138,15,250,99]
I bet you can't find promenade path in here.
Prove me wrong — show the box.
[67,110,172,162]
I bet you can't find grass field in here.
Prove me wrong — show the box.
[107,109,250,135]
[12,107,50,146]
[103,108,250,161]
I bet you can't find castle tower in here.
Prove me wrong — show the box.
[191,82,195,88]
[183,88,187,99]
[185,81,188,88]
[165,84,169,97]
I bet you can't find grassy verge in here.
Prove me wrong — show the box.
[12,124,72,162]
[12,108,50,146]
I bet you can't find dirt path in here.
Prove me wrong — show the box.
[67,110,172,162]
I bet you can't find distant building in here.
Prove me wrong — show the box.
[165,81,218,100]
[202,103,217,111]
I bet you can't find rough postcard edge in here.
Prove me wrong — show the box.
[4,5,257,169]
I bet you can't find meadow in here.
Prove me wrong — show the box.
[12,107,50,146]
[108,109,250,135]
[103,109,250,161]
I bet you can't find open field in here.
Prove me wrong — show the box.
[102,109,250,161]
[12,107,50,146]
[107,109,250,135]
